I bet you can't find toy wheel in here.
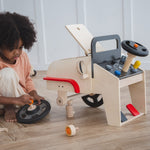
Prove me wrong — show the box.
[82,94,103,108]
[66,124,78,136]
[31,70,37,77]
[121,40,149,57]
[16,99,51,124]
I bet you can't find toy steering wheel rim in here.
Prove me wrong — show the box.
[16,99,51,124]
[121,40,149,57]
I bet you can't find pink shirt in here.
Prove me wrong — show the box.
[0,51,35,93]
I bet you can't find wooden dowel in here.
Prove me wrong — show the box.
[122,53,136,72]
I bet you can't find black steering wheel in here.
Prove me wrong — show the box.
[16,99,51,124]
[121,40,149,57]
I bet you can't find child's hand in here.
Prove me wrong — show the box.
[33,94,44,104]
[16,94,34,106]
[29,90,44,104]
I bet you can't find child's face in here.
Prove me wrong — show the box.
[1,39,23,64]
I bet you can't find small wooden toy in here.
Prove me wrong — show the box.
[65,124,78,136]
[16,99,51,124]
[44,24,149,126]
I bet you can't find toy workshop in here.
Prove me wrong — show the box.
[0,0,150,150]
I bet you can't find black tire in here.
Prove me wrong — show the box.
[82,94,103,108]
[31,70,37,77]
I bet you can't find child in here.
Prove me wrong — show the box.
[0,12,44,122]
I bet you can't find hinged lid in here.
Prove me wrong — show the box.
[65,24,104,56]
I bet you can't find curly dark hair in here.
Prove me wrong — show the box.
[0,12,36,51]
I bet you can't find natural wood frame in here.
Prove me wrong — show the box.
[45,24,147,126]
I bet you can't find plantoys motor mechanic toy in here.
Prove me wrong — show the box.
[44,24,148,126]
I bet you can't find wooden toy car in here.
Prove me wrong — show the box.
[44,24,148,126]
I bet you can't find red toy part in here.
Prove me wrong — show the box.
[126,104,140,116]
[43,77,80,93]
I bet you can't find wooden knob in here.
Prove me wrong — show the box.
[122,53,136,72]
[65,124,78,136]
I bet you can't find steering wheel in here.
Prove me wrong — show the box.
[16,99,51,124]
[121,40,149,72]
[122,40,148,57]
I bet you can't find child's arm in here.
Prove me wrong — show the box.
[0,95,34,106]
[26,74,44,104]
[23,52,44,103]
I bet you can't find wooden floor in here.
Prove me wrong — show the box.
[0,71,150,150]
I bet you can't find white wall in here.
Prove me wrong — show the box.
[0,0,150,70]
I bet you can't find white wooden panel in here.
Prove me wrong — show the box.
[84,0,123,51]
[122,0,133,40]
[132,0,150,69]
[42,0,79,65]
[85,0,123,37]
